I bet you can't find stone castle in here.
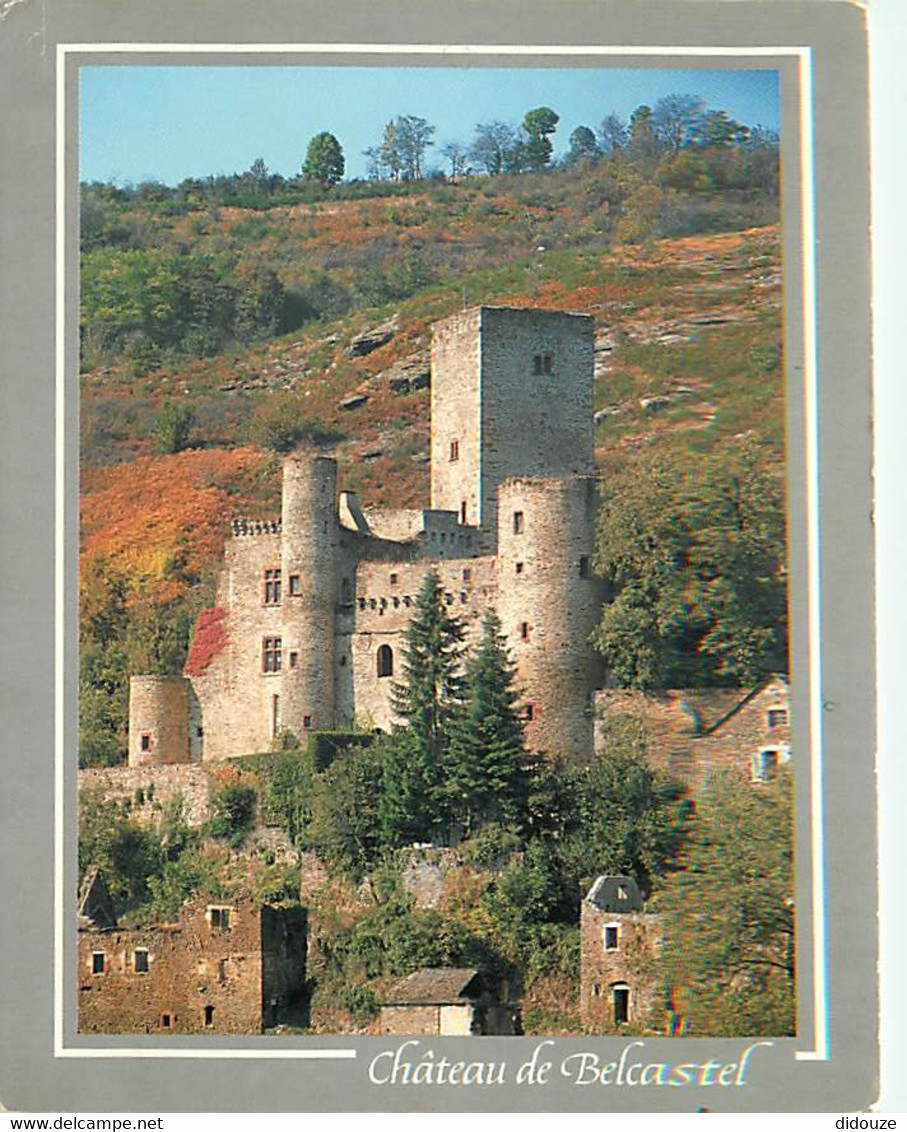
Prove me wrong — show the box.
[128,306,606,766]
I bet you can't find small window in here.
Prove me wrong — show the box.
[303,715,313,729]
[754,749,780,783]
[271,693,281,739]
[579,555,590,578]
[513,511,525,534]
[515,562,524,575]
[208,906,231,931]
[389,572,398,586]
[519,621,530,641]
[204,1005,214,1028]
[449,439,459,462]
[592,982,602,997]
[462,568,472,583]
[340,655,347,667]
[533,352,554,375]
[139,733,152,752]
[263,568,282,605]
[134,949,149,973]
[289,574,301,596]
[262,636,282,673]
[160,1014,172,1030]
[460,501,467,524]
[289,651,298,669]
[521,703,535,722]
[377,644,394,679]
[92,951,105,975]
[604,925,620,951]
[767,708,788,729]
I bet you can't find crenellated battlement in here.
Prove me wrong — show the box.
[231,518,282,537]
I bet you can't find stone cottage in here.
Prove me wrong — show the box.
[77,869,307,1035]
[379,967,517,1036]
[580,875,663,1032]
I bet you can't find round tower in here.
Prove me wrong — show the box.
[128,676,191,767]
[494,476,604,765]
[280,454,338,738]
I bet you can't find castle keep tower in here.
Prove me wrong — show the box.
[494,475,604,765]
[279,454,339,738]
[430,306,595,548]
[128,676,191,767]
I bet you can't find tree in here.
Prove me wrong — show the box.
[440,140,469,179]
[599,112,629,154]
[693,109,751,149]
[383,570,466,842]
[564,125,600,166]
[627,104,658,163]
[654,770,794,1035]
[469,121,519,175]
[521,106,560,171]
[447,611,530,836]
[652,93,705,153]
[593,442,789,688]
[394,115,436,180]
[152,400,195,454]
[302,132,345,187]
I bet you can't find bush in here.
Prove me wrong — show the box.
[152,401,195,454]
[247,394,344,454]
[207,783,257,847]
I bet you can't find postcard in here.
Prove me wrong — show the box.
[0,0,876,1113]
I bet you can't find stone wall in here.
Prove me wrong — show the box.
[379,1004,442,1035]
[79,764,213,827]
[594,677,791,793]
[78,897,306,1035]
[580,902,663,1032]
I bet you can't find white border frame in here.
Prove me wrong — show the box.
[55,40,824,1062]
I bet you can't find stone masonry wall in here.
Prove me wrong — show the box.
[78,897,305,1035]
[580,903,663,1032]
[79,764,213,827]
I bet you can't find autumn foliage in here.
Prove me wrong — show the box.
[184,606,228,677]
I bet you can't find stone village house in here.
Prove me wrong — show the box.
[78,868,307,1035]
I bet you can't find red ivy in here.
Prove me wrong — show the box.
[184,606,227,676]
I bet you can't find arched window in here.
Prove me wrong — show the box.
[377,644,394,678]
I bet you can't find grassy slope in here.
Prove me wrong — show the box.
[80,217,782,600]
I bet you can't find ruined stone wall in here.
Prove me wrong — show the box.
[580,903,663,1032]
[128,676,191,767]
[494,476,604,764]
[189,528,284,760]
[79,764,212,826]
[346,555,495,730]
[78,898,306,1035]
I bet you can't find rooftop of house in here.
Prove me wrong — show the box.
[382,967,487,1007]
[584,875,645,914]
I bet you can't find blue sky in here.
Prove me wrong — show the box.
[80,64,779,186]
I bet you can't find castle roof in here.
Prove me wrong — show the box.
[382,967,486,1006]
[584,875,644,913]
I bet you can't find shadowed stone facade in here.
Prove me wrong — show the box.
[594,675,791,794]
[129,306,605,766]
[78,882,307,1035]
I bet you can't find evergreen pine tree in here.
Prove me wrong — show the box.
[447,610,530,837]
[381,570,465,843]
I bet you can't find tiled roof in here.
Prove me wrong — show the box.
[382,967,484,1006]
